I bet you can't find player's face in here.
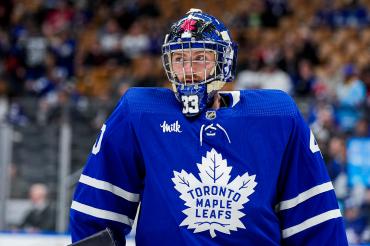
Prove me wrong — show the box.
[171,49,216,84]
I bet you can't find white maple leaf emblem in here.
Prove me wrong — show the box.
[172,148,257,238]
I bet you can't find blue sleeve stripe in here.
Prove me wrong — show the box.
[276,181,334,211]
[71,201,134,226]
[79,174,140,203]
[282,209,342,238]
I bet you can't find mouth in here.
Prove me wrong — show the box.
[184,76,202,84]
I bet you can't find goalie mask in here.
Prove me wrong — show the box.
[162,8,238,117]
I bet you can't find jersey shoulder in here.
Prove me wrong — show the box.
[238,89,298,118]
[120,87,180,114]
[119,88,298,117]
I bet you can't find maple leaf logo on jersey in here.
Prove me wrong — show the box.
[172,149,257,238]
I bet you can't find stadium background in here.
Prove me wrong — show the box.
[0,0,369,245]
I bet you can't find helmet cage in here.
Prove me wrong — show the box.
[161,9,238,117]
[162,38,236,87]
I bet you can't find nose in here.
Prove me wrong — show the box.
[173,59,203,83]
[183,61,193,74]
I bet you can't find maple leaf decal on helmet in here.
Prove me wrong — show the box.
[180,19,197,32]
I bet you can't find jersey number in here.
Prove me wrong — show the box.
[309,130,321,154]
[181,95,199,114]
[92,124,106,155]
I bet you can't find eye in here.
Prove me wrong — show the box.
[194,55,205,61]
[173,56,183,63]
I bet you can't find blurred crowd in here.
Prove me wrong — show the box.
[0,0,369,243]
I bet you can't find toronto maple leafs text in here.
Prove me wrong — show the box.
[188,185,241,219]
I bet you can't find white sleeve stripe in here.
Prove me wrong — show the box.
[79,174,140,203]
[71,201,134,226]
[276,181,334,211]
[282,209,342,238]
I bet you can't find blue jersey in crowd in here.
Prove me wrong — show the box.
[70,88,348,245]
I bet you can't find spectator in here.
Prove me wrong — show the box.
[236,54,293,93]
[259,58,293,93]
[277,43,298,79]
[335,0,369,28]
[49,29,76,78]
[292,59,317,97]
[42,0,75,36]
[22,21,48,81]
[98,18,122,55]
[121,20,150,59]
[82,40,107,67]
[309,101,338,151]
[335,64,366,132]
[345,198,368,244]
[18,183,56,232]
[327,136,347,183]
[354,118,370,137]
[314,59,342,100]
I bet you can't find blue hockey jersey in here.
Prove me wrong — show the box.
[70,88,348,245]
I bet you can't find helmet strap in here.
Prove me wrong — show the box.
[206,80,225,93]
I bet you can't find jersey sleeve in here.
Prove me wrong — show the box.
[276,106,348,245]
[70,95,144,245]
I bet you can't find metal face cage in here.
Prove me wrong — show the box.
[162,39,232,87]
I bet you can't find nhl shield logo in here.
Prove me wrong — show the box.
[205,110,216,120]
[172,149,257,238]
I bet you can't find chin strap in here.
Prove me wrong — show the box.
[206,81,225,93]
[171,80,225,94]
